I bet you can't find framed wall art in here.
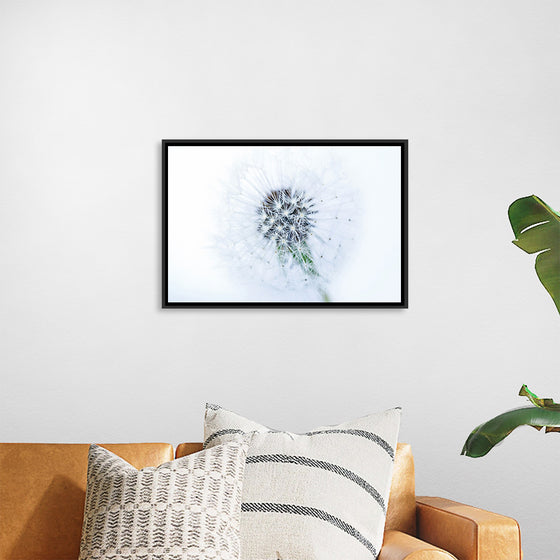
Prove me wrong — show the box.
[162,140,408,308]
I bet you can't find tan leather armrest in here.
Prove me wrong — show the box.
[379,530,457,560]
[416,496,522,560]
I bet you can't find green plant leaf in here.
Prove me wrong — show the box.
[462,384,560,458]
[508,195,560,314]
[519,384,560,410]
[461,406,560,458]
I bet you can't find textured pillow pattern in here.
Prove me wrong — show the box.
[79,441,248,560]
[204,405,401,560]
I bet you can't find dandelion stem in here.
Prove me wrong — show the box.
[286,243,330,302]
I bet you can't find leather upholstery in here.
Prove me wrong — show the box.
[386,443,416,535]
[379,530,457,559]
[416,496,522,560]
[0,443,173,560]
[175,442,203,458]
[0,442,522,560]
[175,441,418,537]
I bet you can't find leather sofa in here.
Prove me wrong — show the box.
[0,442,522,560]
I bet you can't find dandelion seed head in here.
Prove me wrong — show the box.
[218,149,359,295]
[256,188,315,249]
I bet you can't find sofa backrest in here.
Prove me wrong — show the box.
[0,443,173,560]
[175,441,417,536]
[0,440,416,560]
[385,443,416,535]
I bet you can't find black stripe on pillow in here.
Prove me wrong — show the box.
[205,428,394,458]
[241,502,377,557]
[247,454,386,512]
[203,429,246,448]
[304,429,395,459]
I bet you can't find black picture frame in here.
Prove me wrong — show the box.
[162,139,408,308]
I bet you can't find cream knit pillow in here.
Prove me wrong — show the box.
[79,441,248,560]
[204,405,401,560]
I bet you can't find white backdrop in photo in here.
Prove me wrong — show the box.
[167,145,402,303]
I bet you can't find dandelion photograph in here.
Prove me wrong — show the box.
[162,140,407,308]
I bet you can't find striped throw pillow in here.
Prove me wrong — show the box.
[204,405,401,560]
[79,441,249,560]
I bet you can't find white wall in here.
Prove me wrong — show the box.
[1,1,559,558]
